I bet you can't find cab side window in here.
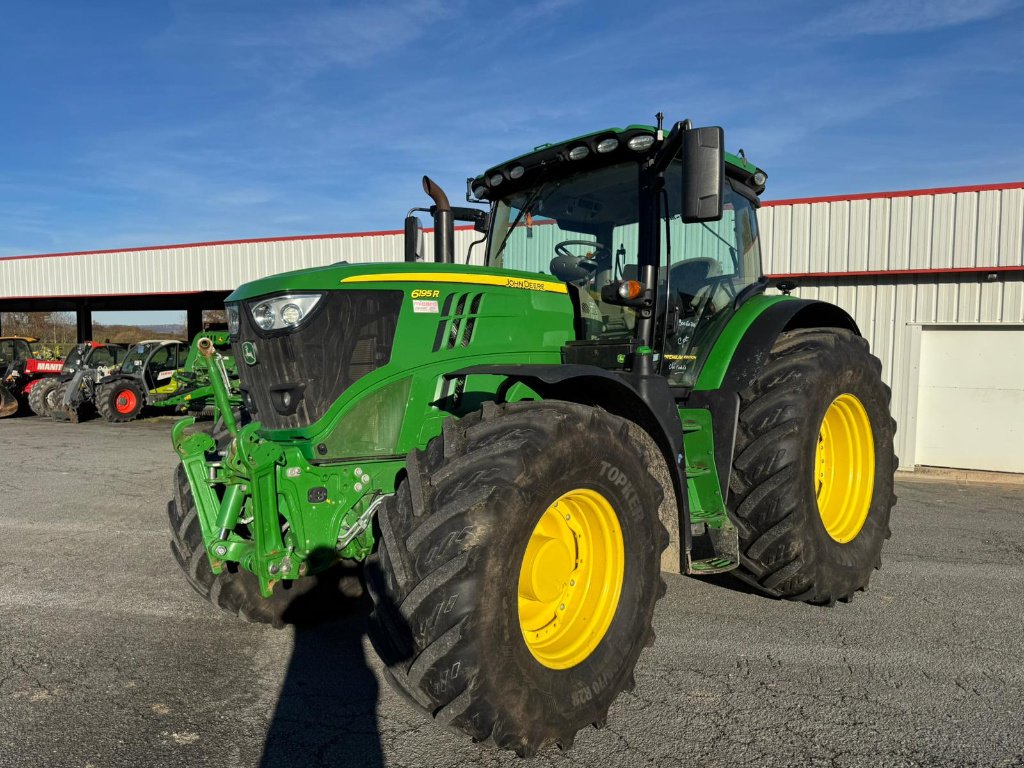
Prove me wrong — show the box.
[148,345,174,373]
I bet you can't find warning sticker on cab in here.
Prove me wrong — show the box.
[413,299,439,313]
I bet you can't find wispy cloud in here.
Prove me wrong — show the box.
[805,0,1017,36]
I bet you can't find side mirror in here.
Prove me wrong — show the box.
[404,215,424,262]
[681,126,724,223]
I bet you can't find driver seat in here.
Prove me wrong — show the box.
[667,257,721,300]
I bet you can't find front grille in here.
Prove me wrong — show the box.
[235,290,402,430]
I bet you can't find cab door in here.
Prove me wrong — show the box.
[144,344,178,391]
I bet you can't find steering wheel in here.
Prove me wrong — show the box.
[550,240,611,286]
[554,240,609,262]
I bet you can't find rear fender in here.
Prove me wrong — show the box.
[23,376,51,393]
[689,298,859,500]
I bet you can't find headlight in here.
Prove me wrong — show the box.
[248,294,322,332]
[280,303,303,326]
[628,134,655,151]
[252,302,275,330]
[226,305,240,335]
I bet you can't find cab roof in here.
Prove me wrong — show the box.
[473,123,767,202]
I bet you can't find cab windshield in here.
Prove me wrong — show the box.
[62,344,90,371]
[489,162,641,338]
[121,343,156,375]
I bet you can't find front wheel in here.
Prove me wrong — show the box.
[97,379,145,422]
[28,377,59,417]
[728,328,897,604]
[366,401,667,756]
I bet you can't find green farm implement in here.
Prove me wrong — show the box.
[170,118,896,755]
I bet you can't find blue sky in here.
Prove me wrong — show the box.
[2,0,1023,323]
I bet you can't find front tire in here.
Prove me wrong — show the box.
[366,401,667,756]
[98,380,145,422]
[728,328,897,604]
[29,377,59,417]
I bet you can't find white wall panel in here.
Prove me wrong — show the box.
[760,185,1024,275]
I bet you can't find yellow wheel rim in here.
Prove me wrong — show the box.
[517,488,624,670]
[815,393,875,544]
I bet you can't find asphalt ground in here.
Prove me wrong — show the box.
[1,415,1022,768]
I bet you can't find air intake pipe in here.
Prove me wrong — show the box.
[422,176,454,264]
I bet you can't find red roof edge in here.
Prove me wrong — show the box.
[762,181,1024,207]
[1,225,478,263]
[3,181,1023,262]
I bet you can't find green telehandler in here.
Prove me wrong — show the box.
[170,117,896,756]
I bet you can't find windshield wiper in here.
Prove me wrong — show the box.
[492,175,550,261]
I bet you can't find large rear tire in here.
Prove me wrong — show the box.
[366,401,667,756]
[97,379,145,422]
[28,377,59,417]
[728,328,897,604]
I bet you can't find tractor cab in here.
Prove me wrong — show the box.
[0,336,37,368]
[473,121,767,388]
[121,340,188,391]
[60,342,128,379]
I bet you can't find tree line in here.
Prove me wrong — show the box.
[1,312,186,358]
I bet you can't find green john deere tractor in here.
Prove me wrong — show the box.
[170,118,896,756]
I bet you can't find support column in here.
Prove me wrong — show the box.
[76,309,93,342]
[186,307,204,341]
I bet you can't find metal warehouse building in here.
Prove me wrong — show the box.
[759,182,1024,475]
[2,181,1022,474]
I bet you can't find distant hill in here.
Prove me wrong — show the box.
[135,324,188,336]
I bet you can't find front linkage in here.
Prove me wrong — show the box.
[171,337,395,598]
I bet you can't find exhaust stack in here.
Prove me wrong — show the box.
[422,176,454,264]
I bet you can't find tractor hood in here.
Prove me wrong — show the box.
[226,261,569,303]
[225,261,576,434]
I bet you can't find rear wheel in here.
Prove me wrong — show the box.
[97,380,145,422]
[366,401,667,756]
[28,377,59,417]
[728,328,897,604]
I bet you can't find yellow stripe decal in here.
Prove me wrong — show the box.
[340,272,568,294]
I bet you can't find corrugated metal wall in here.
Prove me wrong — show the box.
[759,186,1024,273]
[0,229,486,298]
[4,183,1023,468]
[759,184,1024,468]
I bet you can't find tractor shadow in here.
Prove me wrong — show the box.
[259,563,388,768]
[697,571,777,599]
